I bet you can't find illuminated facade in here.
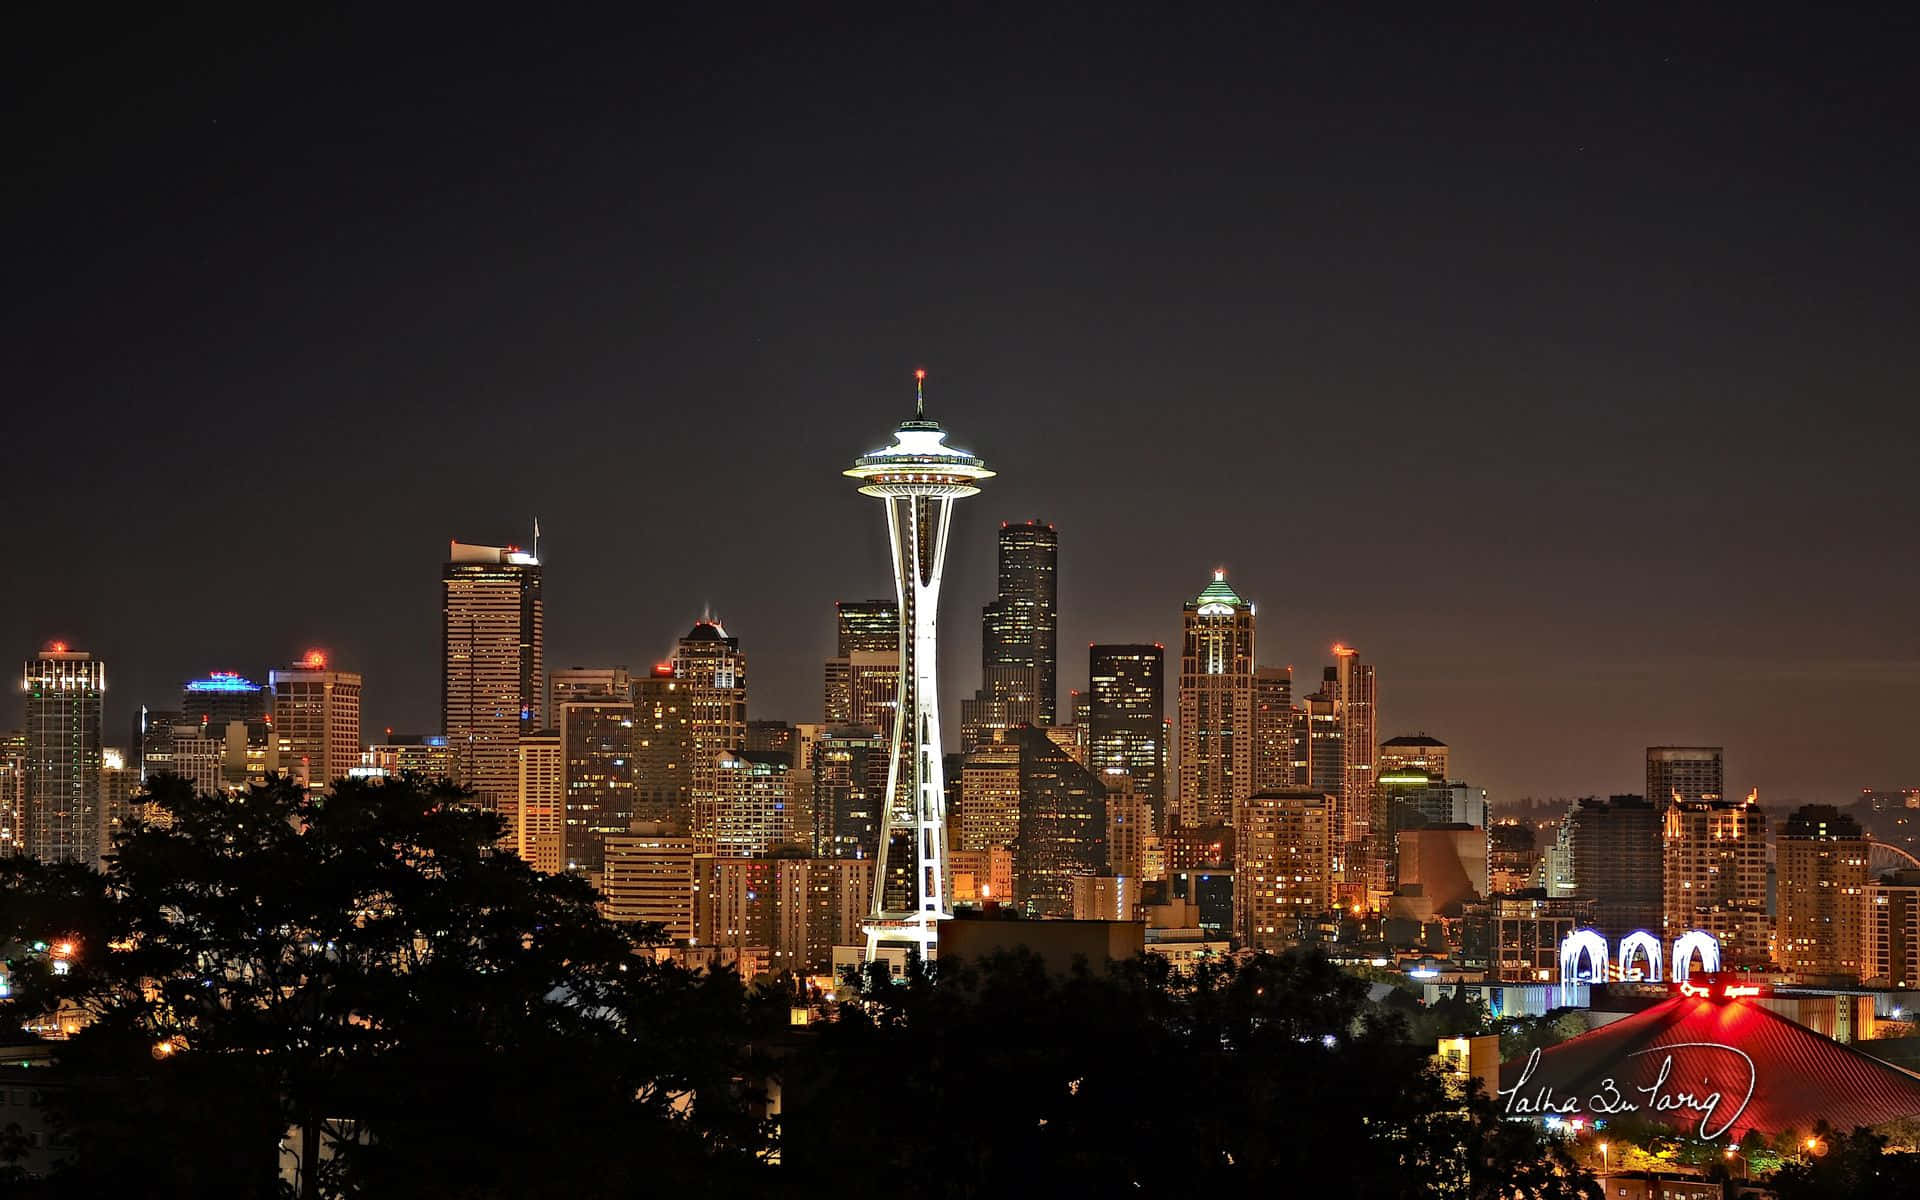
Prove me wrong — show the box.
[559,700,636,876]
[443,541,544,811]
[515,732,564,873]
[824,600,900,727]
[961,520,1059,742]
[1088,644,1166,831]
[1776,805,1868,981]
[1663,797,1770,967]
[270,653,363,793]
[1378,734,1448,781]
[843,377,992,960]
[810,724,888,860]
[1646,745,1723,807]
[601,826,698,940]
[547,665,630,714]
[1235,788,1334,950]
[23,645,105,863]
[1012,725,1107,917]
[1557,794,1662,943]
[0,731,26,856]
[1177,570,1255,829]
[1302,669,1341,793]
[1333,645,1376,894]
[710,749,794,858]
[672,621,747,848]
[632,664,691,826]
[1251,665,1295,794]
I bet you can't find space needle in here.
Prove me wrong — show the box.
[844,369,993,963]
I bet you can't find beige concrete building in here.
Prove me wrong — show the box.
[271,653,362,793]
[1177,570,1255,829]
[1663,798,1770,967]
[443,541,543,810]
[1234,788,1334,951]
[1776,805,1869,981]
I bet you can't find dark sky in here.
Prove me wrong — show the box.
[6,6,1917,806]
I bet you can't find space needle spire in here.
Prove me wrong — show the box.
[843,369,994,963]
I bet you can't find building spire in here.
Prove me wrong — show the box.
[914,367,927,417]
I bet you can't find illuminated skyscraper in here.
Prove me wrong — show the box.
[632,664,690,826]
[548,665,630,714]
[0,731,26,856]
[843,372,993,960]
[672,620,747,846]
[270,650,363,793]
[711,749,795,858]
[1012,725,1107,917]
[1378,735,1449,781]
[180,671,268,730]
[1302,671,1341,793]
[23,644,105,863]
[1333,645,1377,895]
[515,732,563,873]
[1088,644,1166,828]
[560,699,636,876]
[1252,665,1295,794]
[1777,805,1869,981]
[1177,570,1255,830]
[443,540,543,811]
[1663,796,1770,967]
[960,521,1057,744]
[1235,788,1334,950]
[1646,746,1723,808]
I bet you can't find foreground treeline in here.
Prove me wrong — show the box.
[3,775,1593,1197]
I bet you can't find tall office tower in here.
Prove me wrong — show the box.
[1664,797,1770,967]
[632,664,690,826]
[843,375,993,960]
[1647,746,1724,808]
[1487,822,1542,895]
[672,620,748,846]
[1235,788,1334,951]
[1303,670,1342,793]
[601,825,699,940]
[98,748,135,860]
[180,672,268,730]
[1379,735,1449,781]
[1088,645,1166,828]
[23,645,106,863]
[0,732,25,855]
[710,750,794,858]
[1556,795,1662,942]
[132,708,179,782]
[1177,570,1256,830]
[811,725,888,860]
[1332,645,1377,891]
[1252,666,1295,794]
[965,520,1059,733]
[955,739,1022,858]
[165,722,228,798]
[1012,725,1107,917]
[269,651,363,793]
[443,540,544,810]
[1103,770,1149,882]
[548,666,630,715]
[825,599,900,724]
[704,857,776,967]
[363,734,453,780]
[1865,870,1920,988]
[559,700,636,877]
[515,732,564,873]
[1777,805,1869,981]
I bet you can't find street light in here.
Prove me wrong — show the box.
[1724,1148,1749,1179]
[1598,1141,1609,1171]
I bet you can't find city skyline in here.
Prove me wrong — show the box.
[7,10,1917,808]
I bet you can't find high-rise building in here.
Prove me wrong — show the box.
[1011,725,1107,917]
[1252,666,1295,794]
[132,707,179,783]
[1235,788,1334,951]
[0,731,26,856]
[955,739,1022,859]
[1664,797,1770,967]
[560,700,637,877]
[1463,893,1597,983]
[745,720,795,754]
[1177,570,1255,830]
[1865,870,1920,989]
[98,747,136,861]
[362,734,452,780]
[1488,822,1541,895]
[632,664,690,827]
[443,541,544,810]
[1302,672,1341,793]
[1647,746,1724,808]
[270,650,363,793]
[710,749,794,858]
[1371,769,1486,895]
[180,672,268,731]
[825,600,901,728]
[960,521,1059,745]
[672,621,747,847]
[1777,805,1869,981]
[23,644,105,863]
[1556,795,1663,942]
[835,600,899,654]
[810,725,888,860]
[601,825,699,940]
[515,732,564,873]
[1088,644,1167,832]
[1333,645,1377,891]
[548,666,631,715]
[1103,770,1150,883]
[843,376,992,960]
[1378,735,1449,781]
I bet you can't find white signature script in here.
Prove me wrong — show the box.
[1499,1043,1757,1140]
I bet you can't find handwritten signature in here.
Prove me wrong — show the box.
[1499,1042,1757,1140]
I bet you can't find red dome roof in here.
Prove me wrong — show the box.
[1498,995,1920,1141]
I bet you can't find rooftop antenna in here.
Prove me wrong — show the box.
[533,517,541,563]
[914,367,927,417]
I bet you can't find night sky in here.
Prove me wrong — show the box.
[7,8,1917,806]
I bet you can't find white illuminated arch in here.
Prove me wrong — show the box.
[1671,930,1721,983]
[1559,928,1609,1004]
[1616,930,1662,982]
